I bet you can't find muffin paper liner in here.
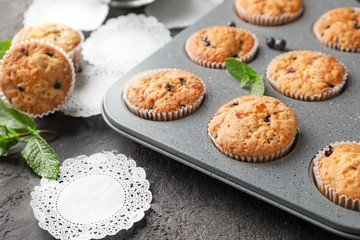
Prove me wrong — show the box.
[0,39,75,118]
[313,8,360,53]
[23,0,110,32]
[13,29,84,72]
[208,128,298,163]
[313,141,360,211]
[67,30,84,72]
[184,28,259,69]
[266,51,348,101]
[235,1,303,26]
[123,69,206,121]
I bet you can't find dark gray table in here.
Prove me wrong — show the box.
[0,0,346,239]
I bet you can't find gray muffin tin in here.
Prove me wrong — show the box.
[102,0,360,238]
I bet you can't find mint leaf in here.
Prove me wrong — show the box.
[0,99,36,133]
[225,58,265,95]
[0,125,19,156]
[20,127,59,179]
[0,39,11,59]
[250,73,265,95]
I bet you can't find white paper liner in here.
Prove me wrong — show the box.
[13,28,84,73]
[185,28,259,69]
[144,0,224,29]
[0,39,75,118]
[30,152,152,240]
[123,69,207,121]
[23,0,109,31]
[266,51,348,101]
[312,8,360,53]
[67,30,84,72]
[59,64,124,117]
[208,128,297,163]
[82,14,171,73]
[235,1,303,26]
[313,141,360,211]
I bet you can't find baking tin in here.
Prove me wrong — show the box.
[102,0,360,238]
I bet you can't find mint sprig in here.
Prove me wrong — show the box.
[0,125,19,156]
[0,99,36,133]
[0,39,11,59]
[225,58,265,95]
[0,99,59,179]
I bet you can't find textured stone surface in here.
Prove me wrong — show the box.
[0,1,345,239]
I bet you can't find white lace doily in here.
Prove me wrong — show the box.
[59,64,123,117]
[30,152,152,240]
[145,0,223,29]
[23,0,110,31]
[82,14,171,72]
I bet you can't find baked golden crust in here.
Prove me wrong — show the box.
[0,41,73,115]
[236,0,302,16]
[318,143,360,199]
[186,26,256,64]
[126,70,204,113]
[314,7,360,50]
[267,51,346,96]
[208,95,298,157]
[14,23,81,52]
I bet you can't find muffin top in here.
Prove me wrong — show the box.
[13,23,82,52]
[236,0,302,16]
[318,143,360,199]
[186,26,257,64]
[0,40,74,115]
[126,70,204,113]
[313,7,360,50]
[208,95,298,157]
[267,51,346,96]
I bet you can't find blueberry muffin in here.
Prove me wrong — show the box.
[266,50,347,101]
[313,142,360,210]
[0,39,74,116]
[208,95,298,162]
[313,7,360,52]
[124,69,206,121]
[235,0,303,26]
[185,26,258,68]
[13,23,84,71]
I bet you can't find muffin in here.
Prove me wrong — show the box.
[0,39,75,116]
[13,23,84,71]
[235,0,303,26]
[185,26,259,69]
[208,95,298,162]
[313,7,360,52]
[124,69,206,121]
[313,141,360,211]
[266,50,347,101]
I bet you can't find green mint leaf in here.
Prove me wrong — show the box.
[0,39,11,59]
[0,125,19,156]
[20,127,59,179]
[250,73,266,95]
[225,58,265,95]
[0,99,36,133]
[226,58,257,83]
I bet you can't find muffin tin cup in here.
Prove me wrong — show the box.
[265,51,349,101]
[123,69,207,121]
[208,130,297,163]
[313,141,360,211]
[234,1,303,26]
[312,7,360,53]
[1,39,76,118]
[67,30,84,72]
[184,28,259,69]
